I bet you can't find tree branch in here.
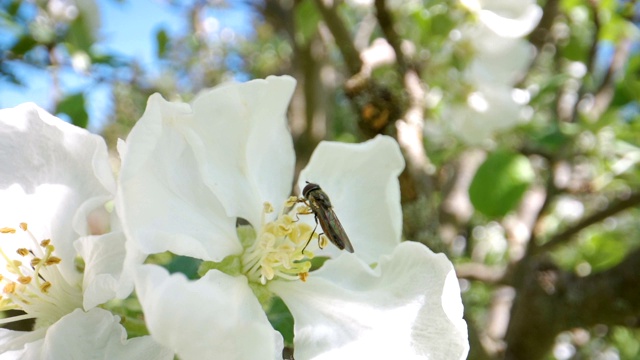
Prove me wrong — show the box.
[528,0,560,51]
[312,0,362,75]
[456,263,507,284]
[505,248,640,359]
[373,0,408,73]
[373,0,431,191]
[537,191,640,253]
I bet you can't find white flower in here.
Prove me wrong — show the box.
[461,0,542,38]
[447,85,522,144]
[118,76,469,359]
[0,104,172,359]
[465,26,534,86]
[447,0,541,144]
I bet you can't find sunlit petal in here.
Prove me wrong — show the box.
[117,94,240,261]
[298,136,404,262]
[0,103,115,282]
[189,75,297,226]
[75,232,128,310]
[270,242,468,360]
[135,265,283,360]
[40,308,172,360]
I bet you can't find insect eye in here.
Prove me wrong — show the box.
[302,182,320,197]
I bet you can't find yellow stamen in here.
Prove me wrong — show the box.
[45,256,62,266]
[263,202,274,214]
[0,221,84,327]
[319,235,328,249]
[3,283,16,294]
[40,282,52,293]
[297,205,312,215]
[241,199,317,285]
[285,196,299,208]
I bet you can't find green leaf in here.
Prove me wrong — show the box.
[581,232,627,272]
[10,35,38,55]
[469,150,535,217]
[56,93,88,128]
[155,28,169,59]
[6,0,22,16]
[165,255,202,280]
[295,0,320,46]
[67,11,96,52]
[266,296,294,346]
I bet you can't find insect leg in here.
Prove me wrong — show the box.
[293,198,313,222]
[302,214,319,254]
[294,208,314,222]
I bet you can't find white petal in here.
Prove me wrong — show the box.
[0,328,46,357]
[135,265,283,360]
[298,135,404,262]
[0,103,115,285]
[269,242,469,360]
[467,29,534,85]
[31,308,173,360]
[188,75,297,227]
[478,5,542,38]
[75,232,130,310]
[449,85,521,144]
[117,94,240,261]
[462,0,542,38]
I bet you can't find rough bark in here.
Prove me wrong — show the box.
[505,250,640,359]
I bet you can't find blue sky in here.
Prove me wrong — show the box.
[0,0,253,131]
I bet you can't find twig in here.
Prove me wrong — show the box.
[373,0,432,193]
[456,263,507,284]
[537,191,640,253]
[589,38,632,120]
[569,0,602,123]
[525,159,560,256]
[373,0,408,72]
[312,0,362,75]
[528,0,560,51]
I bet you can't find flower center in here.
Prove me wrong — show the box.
[0,223,82,329]
[240,200,317,285]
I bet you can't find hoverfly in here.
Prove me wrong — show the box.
[298,182,354,253]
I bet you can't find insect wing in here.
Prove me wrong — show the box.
[315,206,355,253]
[303,183,355,253]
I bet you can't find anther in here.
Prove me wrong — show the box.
[318,235,328,249]
[263,202,274,214]
[45,257,62,266]
[40,282,52,293]
[285,196,299,208]
[3,283,16,294]
[299,272,309,282]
